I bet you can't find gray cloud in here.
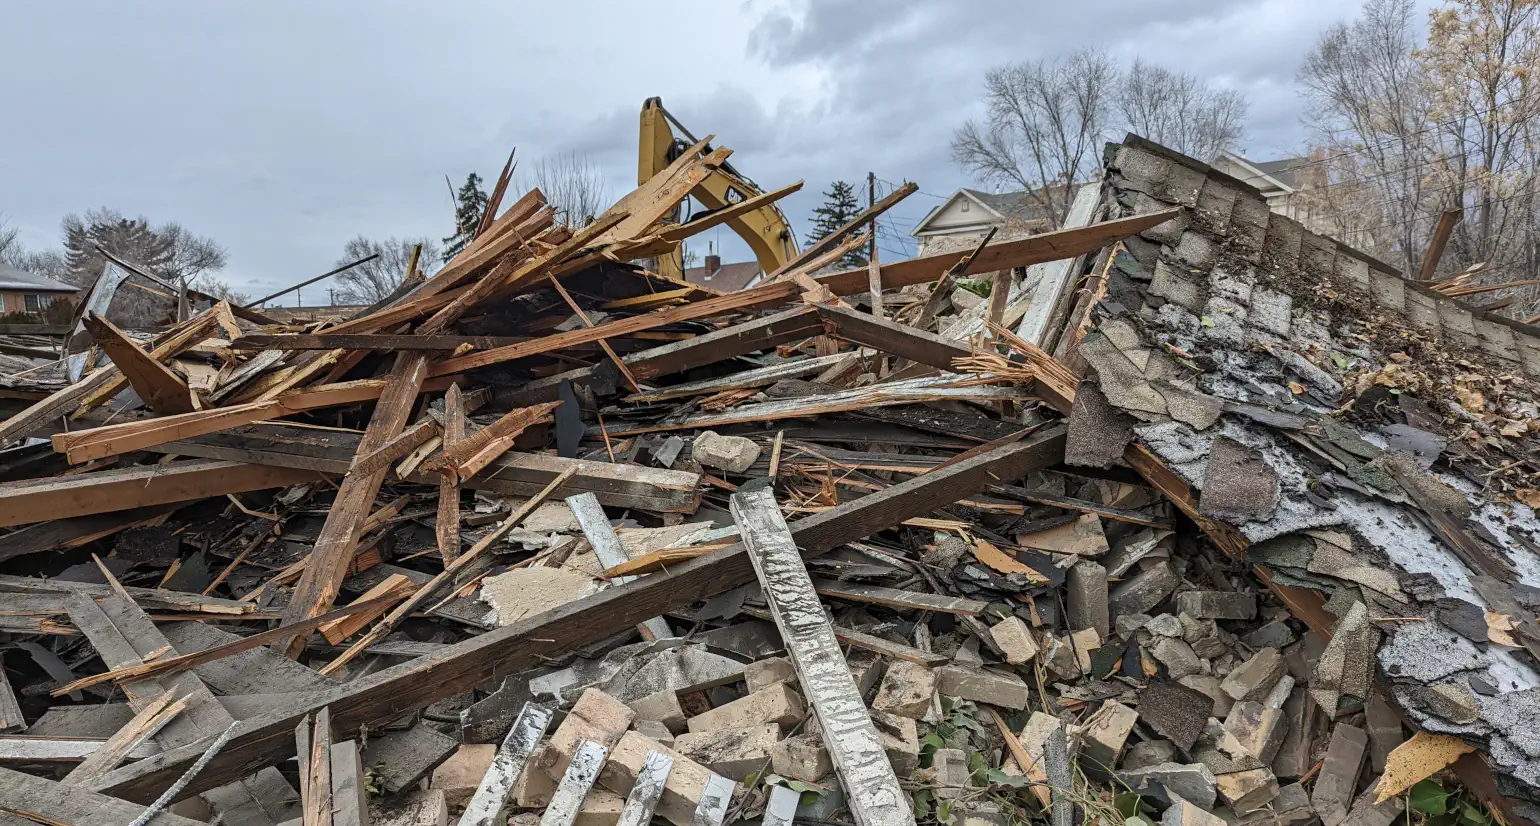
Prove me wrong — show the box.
[1,0,1368,299]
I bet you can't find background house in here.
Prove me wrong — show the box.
[0,264,77,318]
[682,254,762,292]
[1212,150,1379,251]
[910,188,1055,256]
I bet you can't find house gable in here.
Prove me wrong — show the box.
[911,190,1003,236]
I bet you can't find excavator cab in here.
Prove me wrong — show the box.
[638,97,797,282]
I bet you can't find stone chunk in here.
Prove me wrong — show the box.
[1221,648,1285,702]
[1180,674,1234,718]
[1216,767,1280,813]
[1067,561,1111,638]
[692,431,762,474]
[1162,797,1228,826]
[743,657,796,692]
[870,709,921,776]
[1152,637,1204,679]
[1363,695,1404,773]
[1311,724,1368,826]
[1221,701,1285,763]
[989,615,1040,664]
[1272,688,1317,779]
[599,731,728,826]
[1176,591,1258,620]
[1080,700,1138,770]
[635,719,675,748]
[933,747,970,799]
[628,688,688,734]
[686,683,805,734]
[1239,783,1314,826]
[1341,779,1404,826]
[1243,620,1296,650]
[674,724,780,781]
[1119,762,1218,809]
[1110,560,1180,616]
[769,732,830,783]
[873,660,935,719]
[430,744,496,811]
[1123,740,1178,772]
[937,665,1030,709]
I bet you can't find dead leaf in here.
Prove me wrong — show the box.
[1517,489,1540,509]
[1377,730,1475,802]
[1288,381,1306,395]
[1488,611,1518,647]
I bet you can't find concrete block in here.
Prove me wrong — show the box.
[1109,560,1179,616]
[635,718,675,748]
[872,660,935,720]
[1221,701,1285,764]
[933,747,970,800]
[1080,700,1138,770]
[692,431,762,474]
[1311,724,1368,826]
[1163,797,1228,826]
[770,732,831,783]
[629,688,688,734]
[1179,674,1233,718]
[1066,560,1110,638]
[989,615,1039,665]
[744,657,796,692]
[599,731,729,826]
[1404,288,1441,333]
[686,682,804,734]
[870,709,921,777]
[1221,648,1285,701]
[674,724,780,781]
[1176,591,1257,620]
[1217,766,1280,814]
[936,665,1030,710]
[1120,762,1218,809]
[1368,269,1406,313]
[430,744,496,812]
[1123,740,1179,771]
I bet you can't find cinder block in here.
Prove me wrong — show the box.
[686,683,805,734]
[674,724,780,781]
[873,660,936,719]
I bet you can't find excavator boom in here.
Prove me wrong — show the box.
[639,97,797,281]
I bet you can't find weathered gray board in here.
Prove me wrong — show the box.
[615,749,674,826]
[731,488,915,826]
[566,492,672,640]
[539,739,608,826]
[462,702,554,826]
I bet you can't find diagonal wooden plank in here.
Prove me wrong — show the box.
[0,765,206,826]
[80,313,195,414]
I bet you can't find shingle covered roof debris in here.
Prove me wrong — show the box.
[0,133,1535,826]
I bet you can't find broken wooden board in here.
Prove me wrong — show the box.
[0,765,206,826]
[146,422,702,513]
[91,427,1065,805]
[0,460,326,528]
[80,312,196,414]
[809,578,987,616]
[732,487,914,826]
[567,492,672,640]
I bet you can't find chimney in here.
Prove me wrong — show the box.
[704,254,721,277]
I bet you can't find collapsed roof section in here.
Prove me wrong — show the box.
[1073,134,1540,808]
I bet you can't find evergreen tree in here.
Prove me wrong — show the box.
[63,208,176,285]
[804,181,869,269]
[442,173,489,263]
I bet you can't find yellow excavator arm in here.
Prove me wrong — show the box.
[639,97,798,281]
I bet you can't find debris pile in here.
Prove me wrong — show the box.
[0,132,1537,826]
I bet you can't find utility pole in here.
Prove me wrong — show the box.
[328,287,337,307]
[866,172,884,320]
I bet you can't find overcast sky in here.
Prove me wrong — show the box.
[0,0,1370,304]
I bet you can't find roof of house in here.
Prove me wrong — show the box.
[0,264,77,293]
[1251,157,1308,189]
[912,187,1059,237]
[1073,134,1540,796]
[682,260,761,292]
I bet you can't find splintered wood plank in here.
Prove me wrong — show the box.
[301,708,334,826]
[437,383,466,562]
[232,333,532,350]
[80,313,196,414]
[329,739,367,826]
[277,351,430,658]
[731,488,915,826]
[540,740,609,826]
[0,765,207,826]
[90,428,1065,806]
[0,735,160,764]
[813,304,970,372]
[0,460,325,528]
[566,493,672,641]
[319,574,415,645]
[615,750,674,826]
[0,667,22,734]
[808,578,986,616]
[462,702,554,826]
[64,689,186,784]
[738,607,946,666]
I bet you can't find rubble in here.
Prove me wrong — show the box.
[0,128,1533,826]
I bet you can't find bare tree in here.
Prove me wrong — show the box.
[1120,59,1249,161]
[191,273,249,306]
[0,216,19,264]
[0,215,73,285]
[521,151,609,226]
[60,208,227,290]
[333,236,440,304]
[951,49,1119,226]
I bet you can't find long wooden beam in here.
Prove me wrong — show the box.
[0,765,206,826]
[232,333,531,351]
[0,461,326,528]
[91,426,1066,804]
